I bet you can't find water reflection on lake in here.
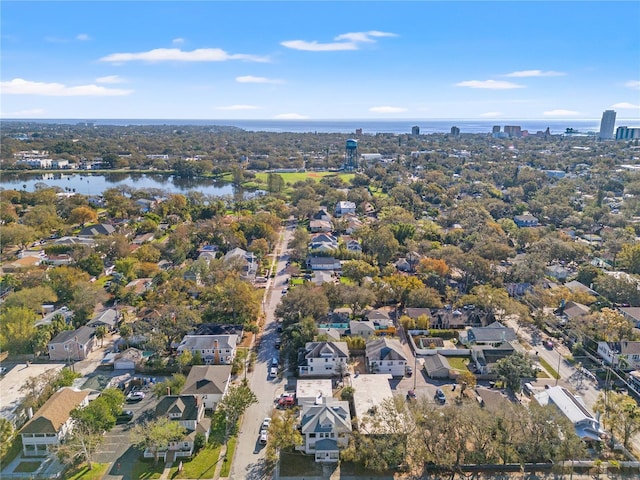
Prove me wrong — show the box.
[0,172,258,198]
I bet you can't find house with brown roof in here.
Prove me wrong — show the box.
[19,387,90,456]
[181,365,232,410]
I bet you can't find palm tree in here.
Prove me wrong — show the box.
[94,325,107,348]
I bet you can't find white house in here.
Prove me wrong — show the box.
[335,201,356,217]
[176,335,238,365]
[19,387,90,456]
[597,341,640,371]
[181,365,232,410]
[297,397,352,462]
[534,386,604,442]
[365,338,407,377]
[298,342,349,377]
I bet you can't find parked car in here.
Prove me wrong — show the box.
[406,389,417,401]
[259,429,268,444]
[261,417,271,430]
[276,324,283,333]
[269,366,278,378]
[0,366,7,376]
[281,288,288,295]
[116,410,134,423]
[543,340,554,350]
[435,388,446,404]
[278,395,296,408]
[274,340,281,349]
[126,391,145,402]
[405,366,413,377]
[271,357,279,367]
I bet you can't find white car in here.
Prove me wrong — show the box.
[127,391,146,401]
[259,429,268,444]
[261,417,271,430]
[269,366,278,377]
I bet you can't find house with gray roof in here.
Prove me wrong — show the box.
[176,335,238,365]
[223,247,257,280]
[297,397,352,462]
[78,223,116,237]
[181,365,232,410]
[365,338,407,377]
[462,322,516,346]
[86,308,119,331]
[47,326,95,361]
[423,354,452,379]
[148,395,211,461]
[299,341,349,377]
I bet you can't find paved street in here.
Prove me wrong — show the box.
[229,225,294,480]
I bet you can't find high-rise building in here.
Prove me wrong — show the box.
[616,126,640,140]
[411,126,420,136]
[492,125,501,134]
[599,110,617,140]
[450,126,460,137]
[504,125,522,138]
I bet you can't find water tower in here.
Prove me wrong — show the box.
[345,139,358,170]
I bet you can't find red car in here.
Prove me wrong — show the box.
[278,395,296,408]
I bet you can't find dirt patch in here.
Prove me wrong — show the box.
[307,172,321,177]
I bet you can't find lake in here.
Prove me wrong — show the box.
[0,172,259,198]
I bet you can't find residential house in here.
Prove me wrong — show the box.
[463,322,516,346]
[298,341,349,377]
[48,326,95,361]
[342,214,363,234]
[44,254,74,266]
[113,348,145,370]
[309,219,333,233]
[306,256,341,271]
[311,207,333,223]
[534,386,604,442]
[223,247,257,280]
[149,395,211,461]
[558,301,590,324]
[78,223,116,237]
[176,335,238,365]
[335,201,356,217]
[297,397,352,462]
[53,236,96,247]
[86,308,119,331]
[125,278,153,295]
[404,308,431,324]
[597,341,640,371]
[471,342,516,374]
[181,365,232,410]
[20,387,90,456]
[619,307,640,328]
[513,213,539,227]
[183,270,202,286]
[2,256,43,271]
[309,233,338,252]
[132,232,155,245]
[345,239,362,253]
[35,306,73,328]
[365,338,407,377]
[197,245,219,262]
[546,264,570,281]
[349,320,376,339]
[296,379,333,406]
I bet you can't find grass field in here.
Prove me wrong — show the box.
[446,357,469,372]
[130,459,164,479]
[538,357,561,380]
[253,171,355,186]
[66,463,109,480]
[14,461,41,473]
[219,437,236,477]
[169,445,221,479]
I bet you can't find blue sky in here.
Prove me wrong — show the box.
[1,1,639,120]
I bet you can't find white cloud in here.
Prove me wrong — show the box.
[504,70,565,77]
[455,80,524,89]
[235,75,283,84]
[543,109,580,116]
[280,40,358,52]
[172,38,185,45]
[282,30,396,52]
[216,105,260,111]
[369,106,407,113]
[612,102,640,109]
[5,108,46,117]
[76,33,90,41]
[96,75,126,84]
[0,78,133,96]
[625,80,640,90]
[273,113,309,119]
[100,48,269,63]
[480,111,503,118]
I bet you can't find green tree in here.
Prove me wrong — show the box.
[68,206,98,226]
[217,382,257,444]
[275,283,329,325]
[0,306,36,354]
[76,253,104,277]
[94,325,107,347]
[287,228,310,263]
[341,259,379,285]
[494,353,535,393]
[0,223,38,251]
[131,417,187,464]
[264,409,303,465]
[267,173,285,193]
[152,374,186,397]
[176,349,193,374]
[0,418,15,459]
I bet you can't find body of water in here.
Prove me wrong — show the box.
[3,118,632,135]
[0,172,257,197]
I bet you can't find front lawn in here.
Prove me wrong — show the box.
[219,437,236,477]
[66,463,109,480]
[130,458,164,479]
[169,445,221,479]
[278,449,324,477]
[538,357,561,379]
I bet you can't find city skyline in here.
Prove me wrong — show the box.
[1,1,639,121]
